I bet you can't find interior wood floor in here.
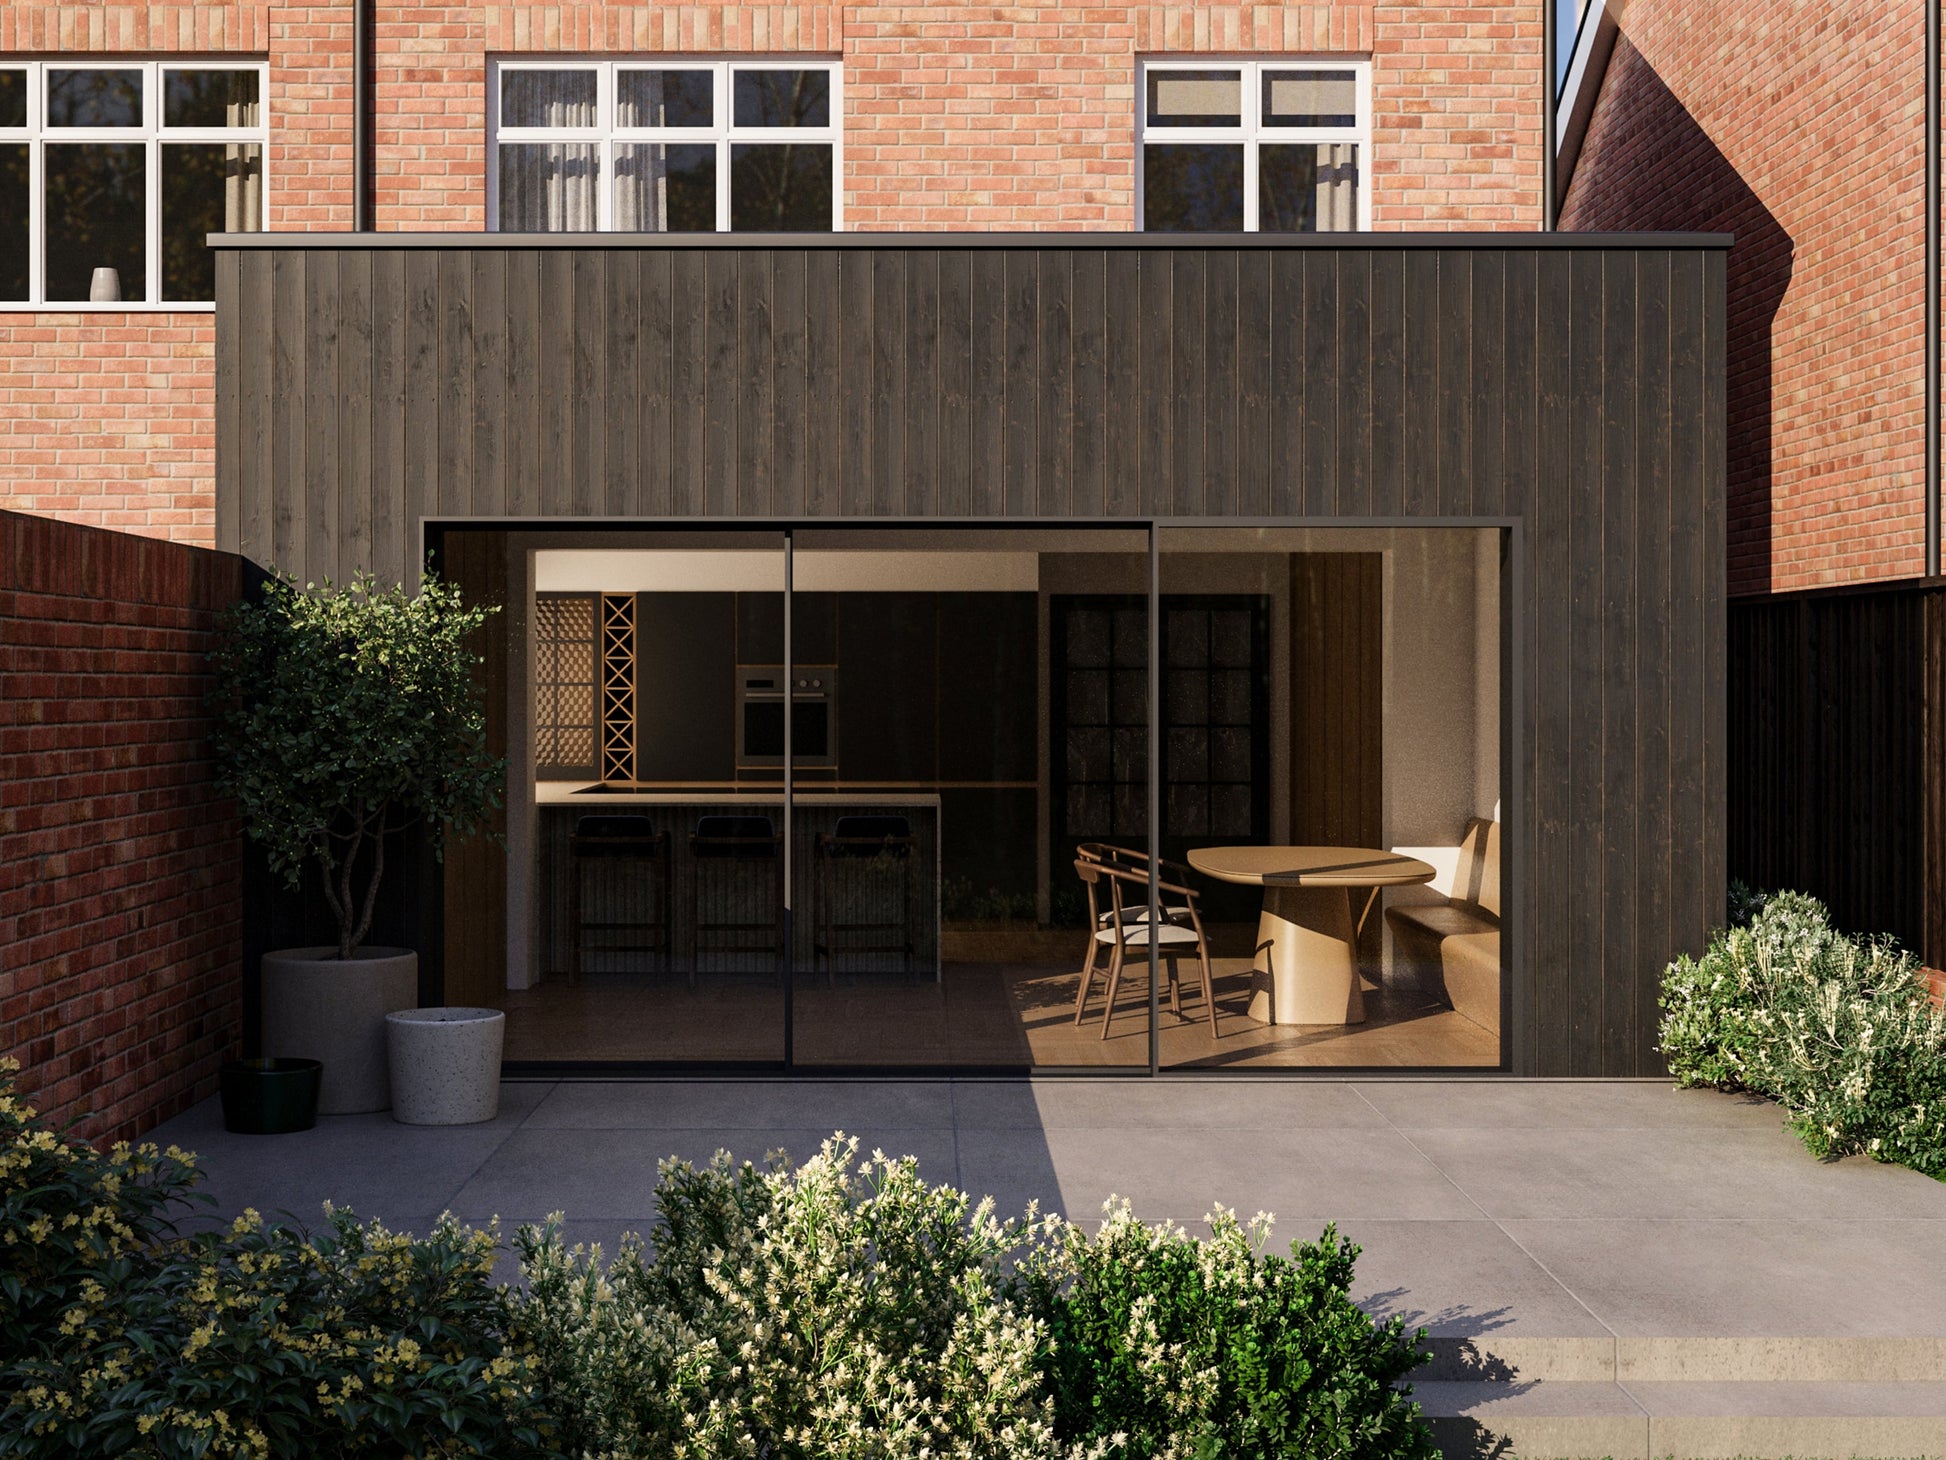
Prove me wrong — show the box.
[496,940,1500,1069]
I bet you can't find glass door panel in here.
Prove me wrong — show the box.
[1156,526,1504,1070]
[511,531,789,1065]
[787,527,1152,1069]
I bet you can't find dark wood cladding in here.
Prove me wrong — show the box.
[214,238,1728,1077]
[1730,582,1946,964]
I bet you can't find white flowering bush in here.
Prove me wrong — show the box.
[514,1138,1434,1460]
[1660,891,1946,1178]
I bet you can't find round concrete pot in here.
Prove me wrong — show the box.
[386,1007,505,1126]
[260,948,418,1115]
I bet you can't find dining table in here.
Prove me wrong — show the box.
[1185,846,1436,1025]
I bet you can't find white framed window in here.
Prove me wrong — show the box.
[488,57,841,233]
[1137,58,1369,233]
[0,59,267,309]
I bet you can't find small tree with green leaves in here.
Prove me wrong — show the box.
[209,570,505,960]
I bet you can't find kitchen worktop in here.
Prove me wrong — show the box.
[535,783,944,806]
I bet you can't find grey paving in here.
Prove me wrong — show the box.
[141,1075,1946,1455]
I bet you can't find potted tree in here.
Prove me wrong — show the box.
[210,570,504,1117]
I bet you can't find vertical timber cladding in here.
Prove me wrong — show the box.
[213,235,1729,1076]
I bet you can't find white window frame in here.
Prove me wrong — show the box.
[1136,56,1371,233]
[487,56,843,233]
[0,57,270,312]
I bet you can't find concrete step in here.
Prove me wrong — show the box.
[1412,1380,1946,1459]
[1419,1334,1946,1383]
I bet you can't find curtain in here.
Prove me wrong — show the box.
[1315,143,1358,231]
[225,98,263,230]
[613,74,671,231]
[498,72,599,230]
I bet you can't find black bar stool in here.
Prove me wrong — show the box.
[813,814,917,984]
[689,814,785,976]
[567,814,671,984]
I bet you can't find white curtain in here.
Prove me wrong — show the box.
[613,73,670,230]
[498,72,599,230]
[1315,143,1358,231]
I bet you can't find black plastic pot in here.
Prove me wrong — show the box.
[219,1058,323,1134]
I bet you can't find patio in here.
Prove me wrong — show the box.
[146,1077,1946,1458]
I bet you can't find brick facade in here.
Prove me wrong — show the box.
[0,510,243,1145]
[1560,2,1926,596]
[1,0,1543,543]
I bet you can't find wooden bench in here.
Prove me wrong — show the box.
[1384,817,1500,1036]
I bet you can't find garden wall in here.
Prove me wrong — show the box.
[0,510,245,1144]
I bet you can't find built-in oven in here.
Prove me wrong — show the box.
[736,668,837,769]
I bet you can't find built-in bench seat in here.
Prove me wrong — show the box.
[1385,817,1500,1036]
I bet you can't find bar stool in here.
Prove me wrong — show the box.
[813,814,917,984]
[567,814,671,984]
[689,814,785,976]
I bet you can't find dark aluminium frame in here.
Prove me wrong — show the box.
[427,511,1525,1082]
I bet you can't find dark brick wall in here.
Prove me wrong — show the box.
[0,510,244,1145]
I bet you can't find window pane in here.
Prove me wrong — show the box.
[733,69,829,128]
[617,70,714,128]
[1146,69,1240,128]
[1261,70,1357,128]
[0,69,25,128]
[498,142,599,230]
[1259,143,1359,232]
[0,145,26,300]
[730,142,832,231]
[1142,143,1243,231]
[44,143,147,300]
[47,69,143,128]
[500,69,596,128]
[615,143,716,230]
[165,69,262,128]
[162,142,263,301]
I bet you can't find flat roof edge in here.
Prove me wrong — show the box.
[208,229,1734,252]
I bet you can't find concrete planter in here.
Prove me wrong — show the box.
[386,1007,505,1125]
[260,948,418,1115]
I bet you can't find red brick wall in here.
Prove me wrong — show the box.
[0,510,244,1146]
[1560,4,1925,596]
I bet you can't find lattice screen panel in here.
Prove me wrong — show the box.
[600,592,638,783]
[534,595,597,773]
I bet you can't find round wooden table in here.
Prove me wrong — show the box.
[1186,847,1436,1025]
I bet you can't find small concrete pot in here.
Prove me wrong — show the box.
[260,948,418,1115]
[386,1007,505,1125]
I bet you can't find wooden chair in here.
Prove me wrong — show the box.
[1072,842,1195,1015]
[1072,855,1219,1040]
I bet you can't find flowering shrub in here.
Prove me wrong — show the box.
[1660,892,1946,1178]
[0,1060,557,1459]
[514,1137,1434,1460]
[1018,1206,1434,1460]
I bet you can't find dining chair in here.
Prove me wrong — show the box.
[1072,842,1196,1001]
[1072,855,1218,1040]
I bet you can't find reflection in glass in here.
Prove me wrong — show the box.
[0,69,26,128]
[617,69,714,128]
[499,142,599,230]
[1145,69,1240,127]
[46,69,143,128]
[44,143,146,301]
[1260,70,1357,128]
[163,143,263,300]
[1142,143,1243,232]
[0,145,26,300]
[730,143,832,231]
[164,69,261,127]
[1259,143,1359,232]
[615,143,716,231]
[500,68,595,129]
[732,69,829,128]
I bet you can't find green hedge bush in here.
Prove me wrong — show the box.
[1660,889,1946,1178]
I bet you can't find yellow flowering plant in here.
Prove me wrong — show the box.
[0,1062,560,1460]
